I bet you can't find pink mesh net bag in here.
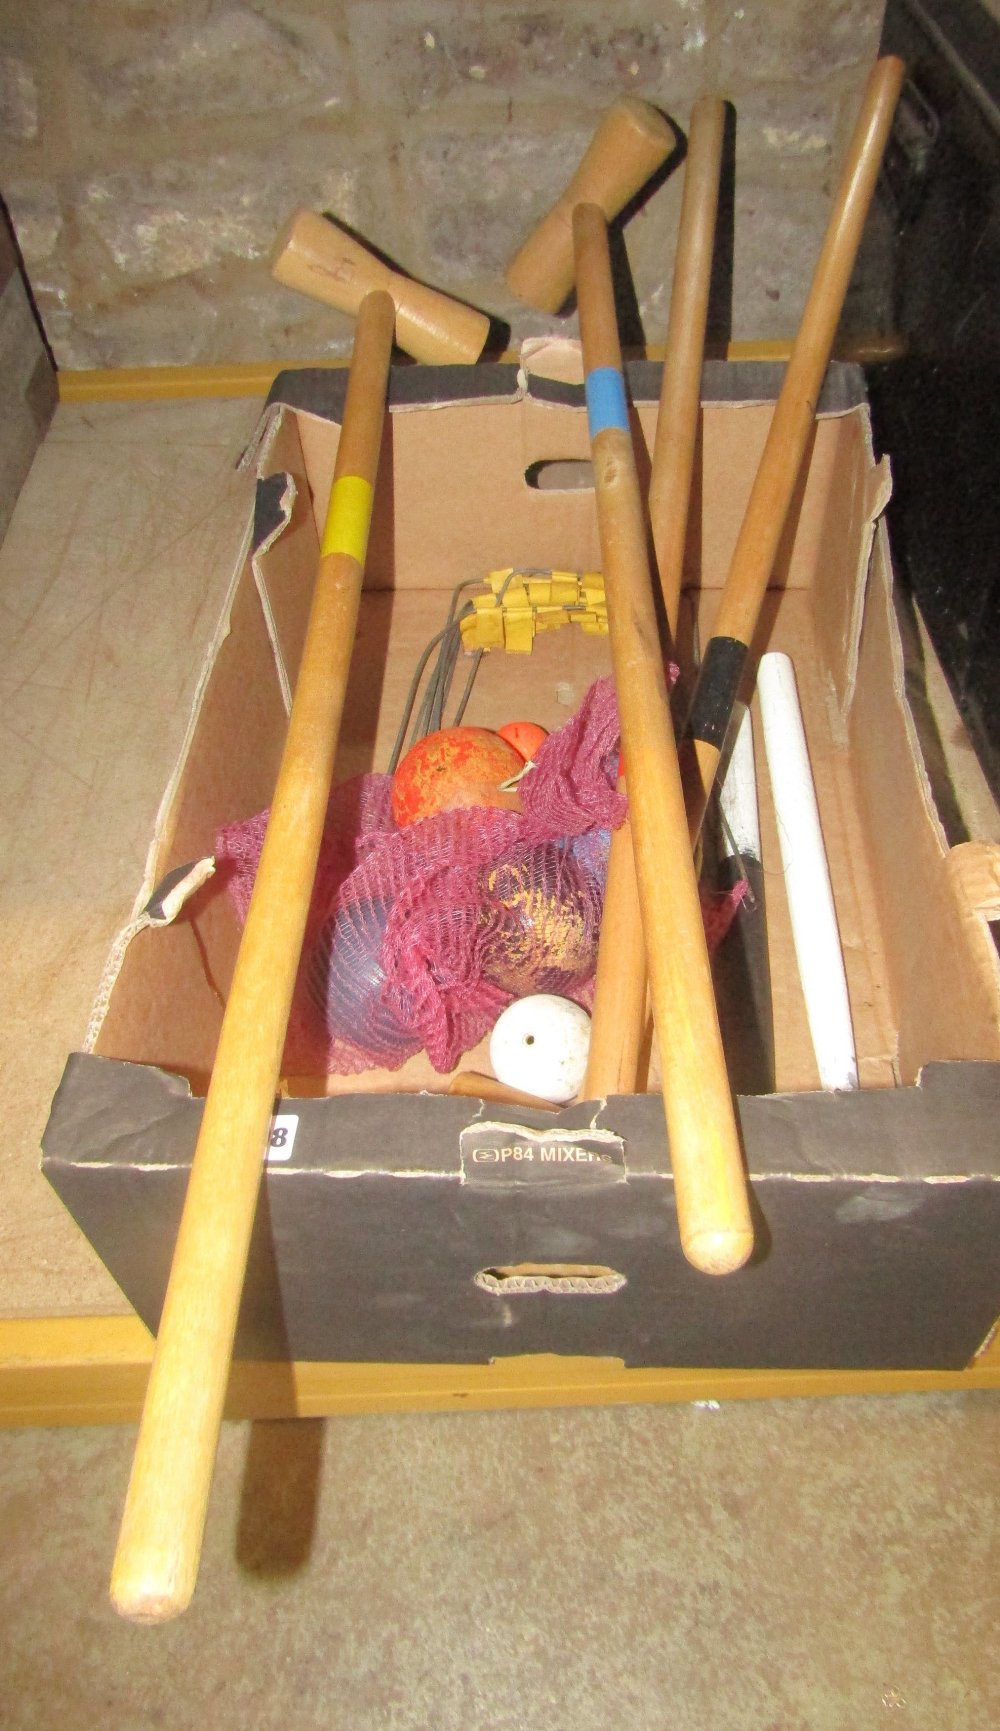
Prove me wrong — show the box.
[214,678,740,1075]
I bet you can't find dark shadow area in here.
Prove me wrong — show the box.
[684,410,706,590]
[626,398,674,663]
[333,589,394,779]
[704,101,736,351]
[616,113,688,230]
[710,856,776,1097]
[334,413,395,779]
[0,192,56,371]
[671,588,702,713]
[606,219,646,350]
[743,1174,773,1270]
[866,0,1000,805]
[232,1181,324,1579]
[635,1012,654,1095]
[668,410,706,685]
[233,1174,294,1360]
[236,1416,326,1579]
[768,421,818,595]
[609,116,688,345]
[889,578,972,846]
[480,310,513,358]
[744,591,788,693]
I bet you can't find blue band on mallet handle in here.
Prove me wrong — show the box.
[585,366,630,438]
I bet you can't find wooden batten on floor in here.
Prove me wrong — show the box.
[55,336,906,406]
[1,1315,998,1429]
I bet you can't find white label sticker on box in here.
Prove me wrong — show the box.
[267,1113,299,1163]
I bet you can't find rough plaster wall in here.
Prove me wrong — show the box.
[0,0,886,369]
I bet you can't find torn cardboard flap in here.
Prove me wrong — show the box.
[518,335,586,388]
[251,404,320,706]
[143,858,216,926]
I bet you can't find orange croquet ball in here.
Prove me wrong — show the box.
[391,726,525,827]
[497,720,549,762]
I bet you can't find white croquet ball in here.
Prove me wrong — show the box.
[488,993,591,1104]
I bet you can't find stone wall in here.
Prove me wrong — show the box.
[0,0,886,369]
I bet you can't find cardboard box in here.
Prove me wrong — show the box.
[42,347,1000,1372]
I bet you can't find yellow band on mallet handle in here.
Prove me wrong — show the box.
[109,290,396,1626]
[271,209,490,366]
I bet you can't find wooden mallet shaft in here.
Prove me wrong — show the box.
[679,56,905,840]
[573,203,752,1276]
[272,209,490,365]
[584,96,726,1101]
[581,786,647,1099]
[649,94,727,640]
[505,97,675,314]
[448,1071,558,1112]
[110,290,396,1624]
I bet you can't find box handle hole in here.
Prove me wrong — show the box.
[524,459,594,493]
[475,1263,626,1296]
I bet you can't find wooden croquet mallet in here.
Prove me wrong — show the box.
[505,97,676,313]
[574,202,752,1277]
[110,291,396,1624]
[272,209,490,365]
[679,56,905,840]
[585,95,726,1100]
[448,1071,558,1111]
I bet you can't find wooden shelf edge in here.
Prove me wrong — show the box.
[56,361,313,403]
[55,337,905,406]
[1,1315,997,1429]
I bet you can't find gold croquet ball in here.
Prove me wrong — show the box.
[392,726,524,827]
[481,844,597,995]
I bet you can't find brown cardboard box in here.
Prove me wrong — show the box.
[42,345,1000,1372]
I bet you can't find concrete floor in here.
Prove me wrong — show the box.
[1,1392,998,1729]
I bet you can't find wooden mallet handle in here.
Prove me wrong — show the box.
[649,94,726,640]
[505,98,675,314]
[110,291,396,1624]
[448,1071,558,1111]
[582,773,648,1098]
[271,209,490,365]
[680,57,905,839]
[574,203,752,1276]
[584,96,726,1101]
